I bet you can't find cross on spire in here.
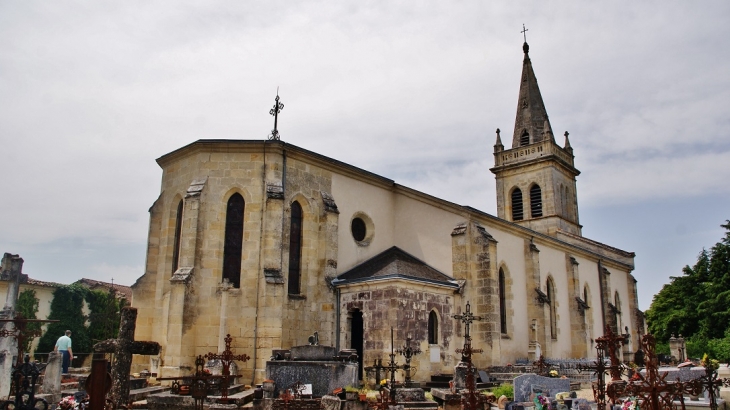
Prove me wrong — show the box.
[268,87,284,141]
[521,24,529,43]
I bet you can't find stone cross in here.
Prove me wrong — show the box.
[205,333,249,404]
[94,307,161,409]
[395,337,421,387]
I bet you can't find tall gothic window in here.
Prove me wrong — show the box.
[499,268,507,334]
[288,201,303,295]
[222,193,244,288]
[614,292,622,334]
[428,311,438,344]
[547,277,557,339]
[530,184,543,218]
[511,188,524,221]
[520,130,530,146]
[172,199,183,274]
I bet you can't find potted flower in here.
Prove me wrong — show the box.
[358,387,369,402]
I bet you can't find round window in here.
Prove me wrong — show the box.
[351,218,366,241]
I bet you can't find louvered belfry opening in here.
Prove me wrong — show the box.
[511,188,524,221]
[530,184,543,217]
[520,131,530,146]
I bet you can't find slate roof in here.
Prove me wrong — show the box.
[332,246,458,289]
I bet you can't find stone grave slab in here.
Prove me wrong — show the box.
[513,374,570,402]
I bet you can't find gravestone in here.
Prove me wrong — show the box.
[41,351,62,403]
[513,374,570,402]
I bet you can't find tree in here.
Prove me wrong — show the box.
[36,284,91,362]
[646,220,730,356]
[16,289,41,355]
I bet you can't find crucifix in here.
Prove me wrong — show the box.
[595,325,628,381]
[93,307,161,409]
[521,24,529,42]
[453,302,485,410]
[624,334,682,410]
[382,327,407,402]
[268,88,284,140]
[452,301,484,363]
[395,336,421,387]
[205,333,250,403]
[364,358,385,389]
[578,345,611,410]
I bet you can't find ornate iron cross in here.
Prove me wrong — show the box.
[623,334,682,410]
[453,301,484,363]
[205,333,250,404]
[395,336,421,386]
[595,325,629,381]
[268,89,284,141]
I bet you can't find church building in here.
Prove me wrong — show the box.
[131,42,643,384]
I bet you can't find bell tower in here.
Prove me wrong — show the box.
[490,41,582,237]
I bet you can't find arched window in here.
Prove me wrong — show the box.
[222,193,245,288]
[428,311,439,344]
[288,201,303,295]
[511,188,524,221]
[530,184,543,218]
[547,277,557,339]
[583,286,590,308]
[499,268,507,334]
[614,292,622,334]
[171,199,183,274]
[520,130,530,146]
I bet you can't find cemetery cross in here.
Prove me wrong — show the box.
[453,301,485,410]
[395,336,421,387]
[205,333,250,404]
[623,334,682,410]
[93,307,161,409]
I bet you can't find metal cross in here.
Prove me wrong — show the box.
[205,334,249,404]
[268,88,284,141]
[624,334,682,410]
[395,337,421,387]
[452,301,483,342]
[595,325,628,381]
[521,24,529,42]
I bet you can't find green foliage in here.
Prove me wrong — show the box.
[16,289,41,355]
[491,383,514,399]
[85,288,124,343]
[646,221,730,346]
[36,284,91,361]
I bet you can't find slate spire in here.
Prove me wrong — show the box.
[511,41,554,148]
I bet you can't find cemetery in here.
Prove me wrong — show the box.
[1,259,729,410]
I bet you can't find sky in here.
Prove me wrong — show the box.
[1,1,729,311]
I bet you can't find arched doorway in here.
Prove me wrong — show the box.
[350,310,364,379]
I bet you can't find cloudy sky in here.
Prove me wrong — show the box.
[1,1,728,311]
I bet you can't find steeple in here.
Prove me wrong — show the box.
[512,41,554,148]
[490,37,582,237]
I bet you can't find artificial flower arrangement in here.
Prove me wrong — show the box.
[549,370,559,378]
[701,353,719,372]
[534,393,551,410]
[621,396,638,410]
[57,395,84,410]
